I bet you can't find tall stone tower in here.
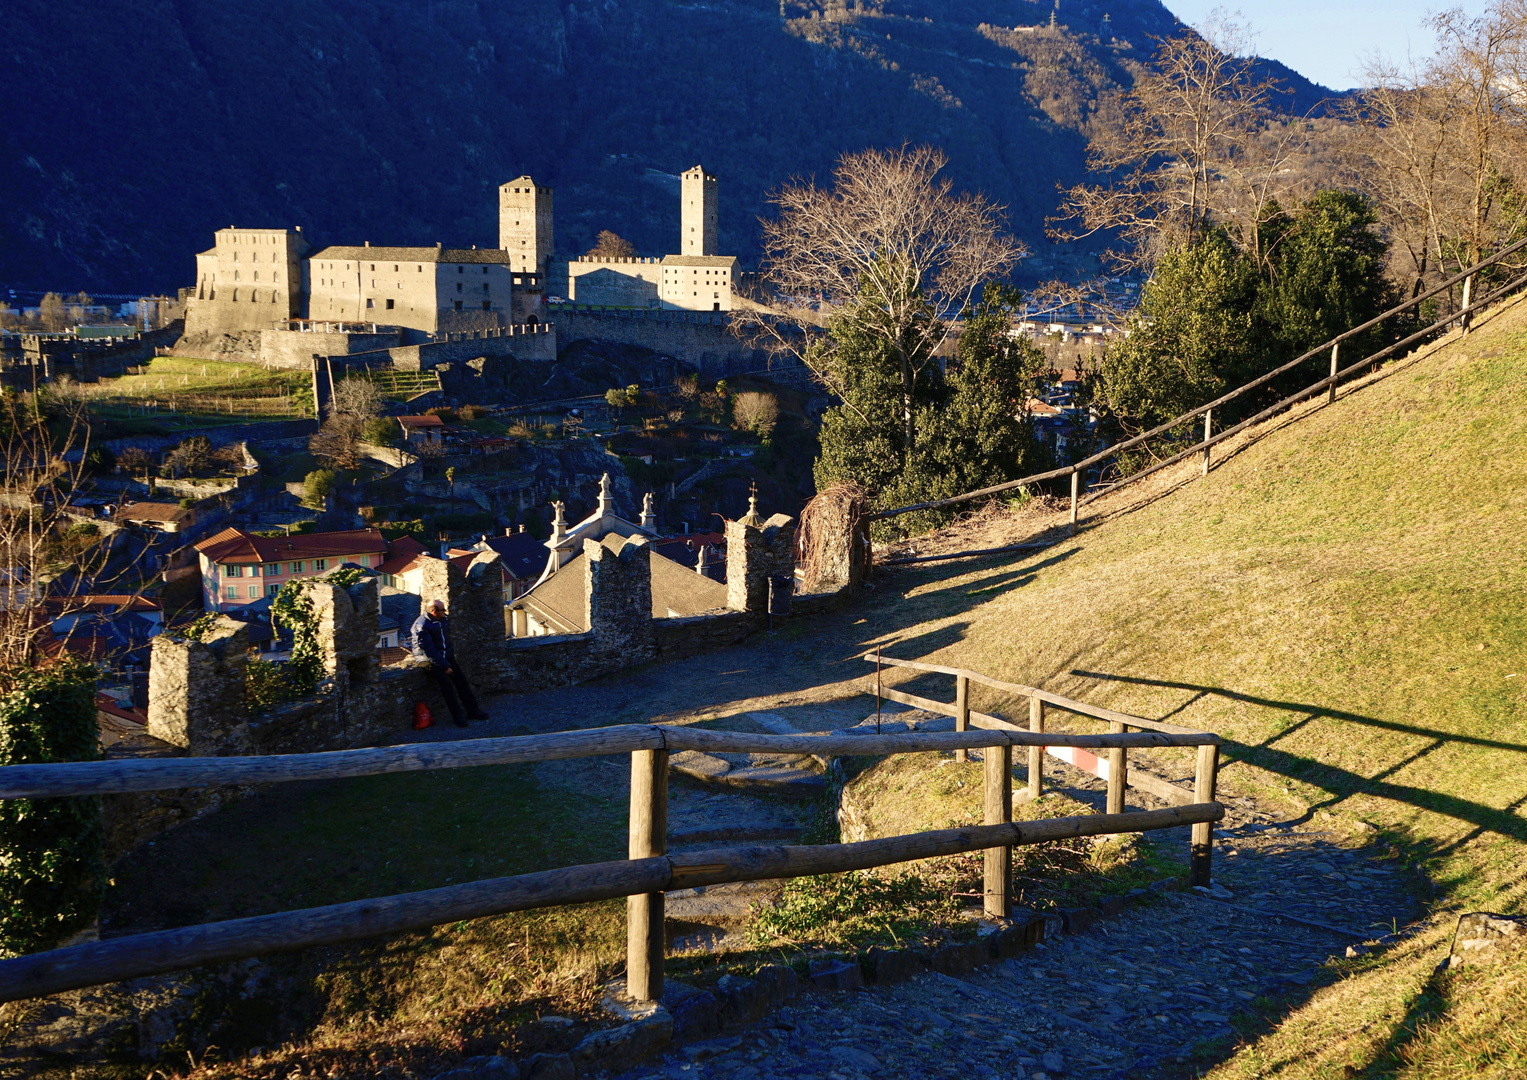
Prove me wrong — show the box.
[680,165,718,257]
[499,176,554,276]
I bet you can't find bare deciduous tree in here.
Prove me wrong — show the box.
[739,144,1023,451]
[1351,1,1527,298]
[585,230,637,259]
[311,376,385,471]
[731,391,780,441]
[1051,15,1311,270]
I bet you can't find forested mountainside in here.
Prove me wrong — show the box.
[1,0,1335,294]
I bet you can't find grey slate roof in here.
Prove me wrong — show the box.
[517,538,729,635]
[309,246,516,265]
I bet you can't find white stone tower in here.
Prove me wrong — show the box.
[681,165,718,257]
[499,176,554,276]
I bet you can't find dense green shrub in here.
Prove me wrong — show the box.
[0,661,106,956]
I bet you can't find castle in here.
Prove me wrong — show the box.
[182,167,740,346]
[563,166,740,311]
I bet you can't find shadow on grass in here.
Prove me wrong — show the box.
[1072,670,1527,860]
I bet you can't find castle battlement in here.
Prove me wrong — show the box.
[569,256,663,265]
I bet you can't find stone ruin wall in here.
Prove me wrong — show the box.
[124,515,821,855]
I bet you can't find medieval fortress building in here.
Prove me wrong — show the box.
[178,168,751,374]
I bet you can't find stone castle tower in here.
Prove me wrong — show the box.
[680,165,717,257]
[499,176,554,276]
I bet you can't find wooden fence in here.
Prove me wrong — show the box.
[0,682,1221,1005]
[867,239,1527,529]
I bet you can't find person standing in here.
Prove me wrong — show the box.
[411,598,489,727]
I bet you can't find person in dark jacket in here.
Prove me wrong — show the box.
[411,599,488,727]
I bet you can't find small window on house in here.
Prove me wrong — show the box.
[222,585,237,600]
[289,561,303,574]
[247,585,260,599]
[226,565,243,578]
[315,559,327,571]
[265,563,281,576]
[385,298,395,310]
[267,584,280,597]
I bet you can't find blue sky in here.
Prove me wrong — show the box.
[1163,2,1485,89]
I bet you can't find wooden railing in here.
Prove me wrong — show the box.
[866,653,1218,887]
[867,238,1527,528]
[0,691,1222,1005]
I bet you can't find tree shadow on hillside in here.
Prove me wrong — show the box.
[1072,670,1527,859]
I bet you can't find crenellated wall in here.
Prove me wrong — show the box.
[147,514,813,766]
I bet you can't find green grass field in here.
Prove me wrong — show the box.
[863,296,1527,1078]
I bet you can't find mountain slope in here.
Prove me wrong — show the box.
[0,0,1335,295]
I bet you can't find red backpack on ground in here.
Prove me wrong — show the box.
[412,701,434,730]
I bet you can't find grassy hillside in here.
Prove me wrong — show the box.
[873,297,1527,1077]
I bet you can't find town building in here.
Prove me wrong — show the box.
[188,227,309,332]
[447,526,552,600]
[193,527,405,612]
[114,502,193,533]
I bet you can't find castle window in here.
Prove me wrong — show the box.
[482,284,489,293]
[253,271,260,281]
[233,270,240,281]
[454,300,463,311]
[394,265,398,272]
[370,264,375,271]
[385,298,394,310]
[273,291,280,303]
[483,267,489,274]
[366,299,374,308]
[482,301,491,310]
[459,266,464,273]
[232,289,239,301]
[274,272,280,283]
[457,283,462,293]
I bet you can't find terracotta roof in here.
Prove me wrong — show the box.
[194,527,388,565]
[398,415,445,428]
[310,246,515,265]
[116,502,191,522]
[376,535,433,577]
[47,595,162,613]
[95,693,148,725]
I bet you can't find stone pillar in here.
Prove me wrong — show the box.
[420,552,503,674]
[306,575,380,687]
[585,536,655,658]
[726,514,795,613]
[147,616,250,756]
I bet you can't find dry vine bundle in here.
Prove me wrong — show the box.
[796,482,870,592]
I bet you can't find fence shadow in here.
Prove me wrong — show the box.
[1071,670,1527,860]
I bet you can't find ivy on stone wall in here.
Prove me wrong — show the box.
[0,659,106,957]
[270,567,368,698]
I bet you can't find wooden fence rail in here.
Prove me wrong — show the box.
[865,653,1218,880]
[866,239,1527,526]
[0,668,1223,1006]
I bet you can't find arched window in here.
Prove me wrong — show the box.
[272,291,281,304]
[232,289,239,301]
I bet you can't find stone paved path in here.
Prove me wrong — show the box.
[606,805,1421,1080]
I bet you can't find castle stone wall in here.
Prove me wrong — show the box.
[550,308,772,376]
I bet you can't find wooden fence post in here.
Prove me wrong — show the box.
[1068,471,1079,533]
[1328,341,1340,405]
[627,748,668,1002]
[955,673,970,763]
[1189,743,1219,888]
[1027,695,1045,801]
[1106,720,1127,816]
[984,739,1012,919]
[1200,409,1212,476]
